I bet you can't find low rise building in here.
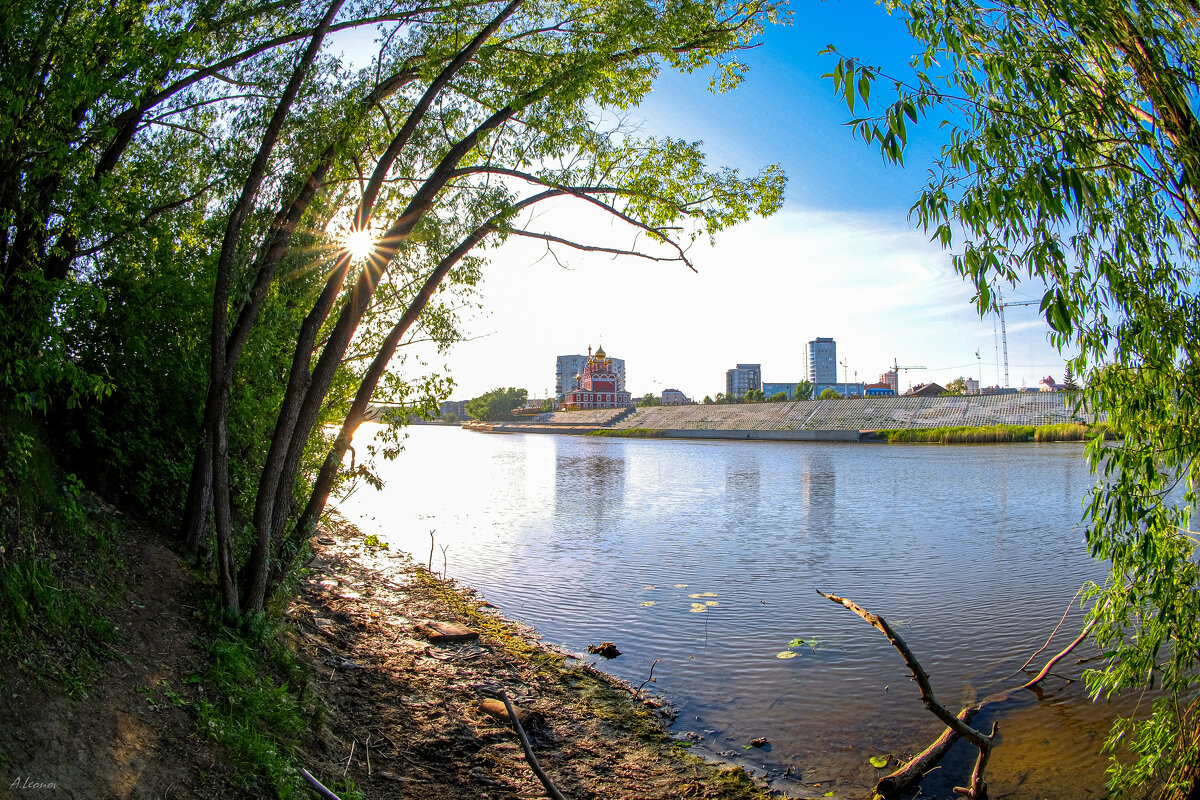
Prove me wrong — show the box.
[905,382,947,397]
[763,381,801,399]
[661,388,690,405]
[814,382,865,398]
[726,363,761,398]
[557,352,624,400]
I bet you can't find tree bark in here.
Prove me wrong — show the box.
[245,0,529,611]
[269,192,556,594]
[204,0,345,613]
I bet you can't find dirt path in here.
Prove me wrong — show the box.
[0,524,250,800]
[0,515,787,799]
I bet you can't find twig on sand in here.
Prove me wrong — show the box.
[636,659,660,700]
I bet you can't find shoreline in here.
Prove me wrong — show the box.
[456,392,1099,443]
[298,511,795,799]
[464,420,1102,444]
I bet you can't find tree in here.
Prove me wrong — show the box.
[703,395,714,405]
[466,388,528,422]
[768,391,787,402]
[744,388,765,403]
[440,412,459,424]
[4,0,788,618]
[945,377,968,395]
[1063,364,1079,392]
[638,393,661,407]
[830,0,1200,793]
[819,387,841,400]
[794,380,813,401]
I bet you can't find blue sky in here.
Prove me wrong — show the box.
[341,3,1071,400]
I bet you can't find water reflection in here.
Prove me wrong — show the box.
[553,439,626,537]
[341,428,1131,799]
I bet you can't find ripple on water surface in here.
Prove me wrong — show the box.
[341,426,1134,798]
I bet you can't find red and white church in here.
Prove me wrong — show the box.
[561,345,632,410]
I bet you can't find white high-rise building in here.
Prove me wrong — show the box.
[808,337,837,385]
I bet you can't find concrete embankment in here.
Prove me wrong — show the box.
[464,393,1095,441]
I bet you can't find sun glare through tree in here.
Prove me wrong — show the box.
[342,228,375,262]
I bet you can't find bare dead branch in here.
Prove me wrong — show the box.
[506,229,691,266]
[817,589,994,799]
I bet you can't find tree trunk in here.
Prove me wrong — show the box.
[179,438,213,558]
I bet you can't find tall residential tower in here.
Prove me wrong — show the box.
[807,337,837,385]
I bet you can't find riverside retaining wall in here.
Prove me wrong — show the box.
[464,393,1095,441]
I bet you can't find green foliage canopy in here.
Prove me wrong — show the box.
[466,387,528,421]
[829,0,1200,792]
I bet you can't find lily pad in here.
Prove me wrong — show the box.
[788,637,821,651]
[705,600,718,606]
[640,601,656,607]
[776,651,798,659]
[688,592,718,598]
[644,584,656,590]
[689,603,708,613]
[869,754,890,768]
[674,583,688,588]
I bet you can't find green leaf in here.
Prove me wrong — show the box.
[870,754,890,768]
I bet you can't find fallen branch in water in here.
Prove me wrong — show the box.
[879,606,1098,798]
[816,590,994,799]
[824,588,1100,800]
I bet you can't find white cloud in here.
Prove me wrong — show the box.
[398,205,1066,400]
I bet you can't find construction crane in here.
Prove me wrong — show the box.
[891,357,926,394]
[998,296,1038,388]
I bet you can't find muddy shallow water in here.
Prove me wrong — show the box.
[341,424,1138,798]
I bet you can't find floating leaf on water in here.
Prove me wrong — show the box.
[688,592,718,598]
[689,603,708,613]
[869,754,890,768]
[705,601,718,606]
[640,601,656,607]
[644,585,656,590]
[674,584,688,588]
[776,651,798,659]
[824,792,834,798]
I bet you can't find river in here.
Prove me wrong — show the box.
[339,424,1132,798]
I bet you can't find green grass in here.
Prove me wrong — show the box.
[194,609,368,799]
[871,422,1109,444]
[0,415,122,696]
[587,428,667,438]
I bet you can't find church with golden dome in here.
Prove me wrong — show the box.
[561,345,633,410]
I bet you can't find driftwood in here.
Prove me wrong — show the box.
[479,685,567,800]
[817,590,994,799]
[817,589,1098,800]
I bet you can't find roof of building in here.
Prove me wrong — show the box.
[906,382,947,397]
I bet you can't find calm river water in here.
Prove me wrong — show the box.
[340,424,1131,798]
